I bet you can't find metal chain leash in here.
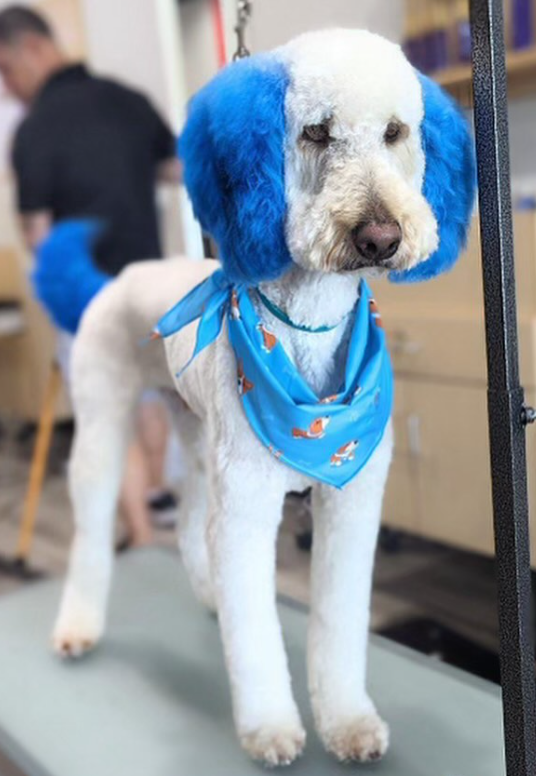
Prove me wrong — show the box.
[233,0,252,60]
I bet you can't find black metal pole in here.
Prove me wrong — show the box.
[469,1,536,775]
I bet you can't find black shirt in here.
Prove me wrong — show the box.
[12,64,176,275]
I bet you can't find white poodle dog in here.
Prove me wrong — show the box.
[52,29,475,766]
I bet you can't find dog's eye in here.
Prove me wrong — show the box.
[384,121,406,145]
[302,122,332,146]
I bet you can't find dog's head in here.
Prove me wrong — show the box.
[180,29,476,284]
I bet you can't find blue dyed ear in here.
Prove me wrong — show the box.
[390,73,476,283]
[32,219,109,334]
[179,55,292,284]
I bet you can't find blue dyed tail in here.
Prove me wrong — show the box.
[32,220,110,334]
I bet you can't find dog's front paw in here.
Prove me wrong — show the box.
[240,724,306,767]
[52,605,104,659]
[319,713,389,763]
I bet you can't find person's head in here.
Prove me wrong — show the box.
[0,6,64,104]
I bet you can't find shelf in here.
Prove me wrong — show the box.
[434,45,536,106]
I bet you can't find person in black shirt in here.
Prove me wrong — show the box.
[0,5,182,545]
[1,7,180,266]
[13,61,178,274]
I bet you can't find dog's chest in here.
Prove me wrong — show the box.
[260,310,353,399]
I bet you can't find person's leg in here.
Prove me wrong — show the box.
[136,392,169,494]
[136,392,180,528]
[118,440,153,547]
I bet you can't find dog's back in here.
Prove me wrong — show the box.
[71,257,218,402]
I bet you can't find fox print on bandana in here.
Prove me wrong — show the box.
[292,417,330,440]
[237,359,254,396]
[257,323,277,353]
[155,270,393,488]
[331,440,359,466]
[369,298,383,328]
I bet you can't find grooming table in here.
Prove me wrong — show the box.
[0,548,505,776]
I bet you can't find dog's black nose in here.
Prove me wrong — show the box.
[353,221,402,264]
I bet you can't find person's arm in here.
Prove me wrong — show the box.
[20,211,52,250]
[141,97,182,185]
[11,121,54,249]
[157,157,183,185]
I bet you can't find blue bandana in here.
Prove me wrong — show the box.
[154,270,393,489]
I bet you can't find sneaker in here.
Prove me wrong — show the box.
[148,491,179,529]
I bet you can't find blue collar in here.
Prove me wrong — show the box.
[255,287,348,333]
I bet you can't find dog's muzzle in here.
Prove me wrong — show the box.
[351,221,402,266]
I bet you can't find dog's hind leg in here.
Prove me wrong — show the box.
[52,330,141,658]
[167,396,215,611]
[308,422,393,763]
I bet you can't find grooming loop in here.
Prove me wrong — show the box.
[233,0,252,60]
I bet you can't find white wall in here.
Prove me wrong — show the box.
[219,0,403,62]
[81,0,185,126]
[81,0,189,254]
[245,0,404,52]
[179,0,218,95]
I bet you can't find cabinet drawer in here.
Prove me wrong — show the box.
[385,378,536,563]
[383,381,420,533]
[408,381,496,557]
[383,314,536,389]
[383,456,420,534]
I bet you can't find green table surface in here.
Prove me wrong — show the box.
[0,548,505,776]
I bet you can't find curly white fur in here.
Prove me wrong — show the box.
[282,30,438,275]
[53,30,437,766]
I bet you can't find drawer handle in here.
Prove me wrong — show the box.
[407,414,421,457]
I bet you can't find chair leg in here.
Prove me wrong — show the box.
[15,363,62,563]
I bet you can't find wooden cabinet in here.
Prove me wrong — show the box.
[0,247,71,422]
[384,378,496,556]
[384,379,421,534]
[375,212,536,562]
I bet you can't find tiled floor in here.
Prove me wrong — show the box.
[0,421,501,659]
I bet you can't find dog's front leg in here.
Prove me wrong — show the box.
[207,461,305,766]
[308,423,393,763]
